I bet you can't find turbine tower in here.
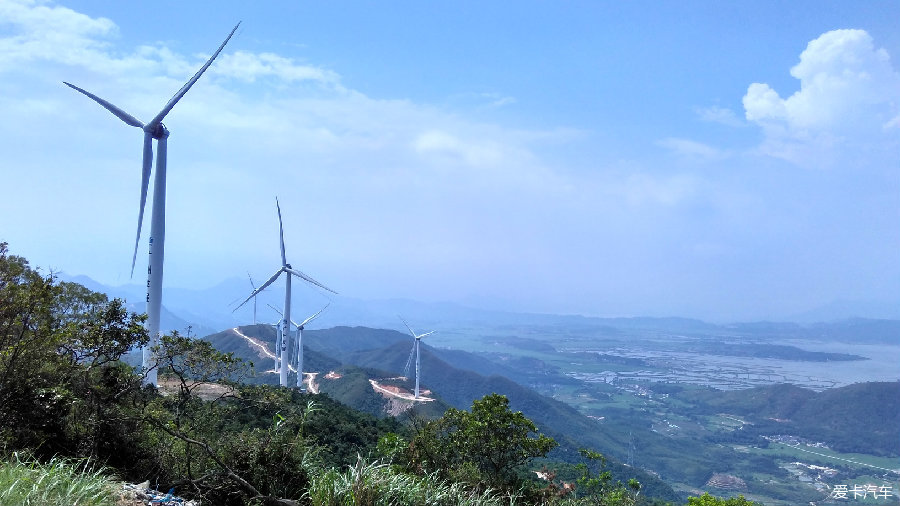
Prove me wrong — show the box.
[266,307,284,374]
[270,303,329,390]
[267,303,296,375]
[295,305,329,390]
[248,273,258,325]
[400,317,434,399]
[64,23,240,387]
[235,198,336,387]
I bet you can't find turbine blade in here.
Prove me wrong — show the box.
[299,303,330,328]
[233,269,281,311]
[286,268,337,294]
[130,131,154,277]
[63,82,145,128]
[419,330,436,339]
[276,197,286,266]
[248,272,256,290]
[403,342,416,378]
[267,303,283,317]
[399,316,416,337]
[148,22,240,127]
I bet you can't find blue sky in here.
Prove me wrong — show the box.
[1,0,898,321]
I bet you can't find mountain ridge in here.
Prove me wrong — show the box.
[58,274,900,346]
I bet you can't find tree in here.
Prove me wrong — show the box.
[408,393,558,491]
[0,242,148,458]
[573,449,641,506]
[686,492,761,506]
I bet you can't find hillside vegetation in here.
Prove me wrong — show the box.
[675,382,900,456]
[208,324,682,500]
[3,243,765,505]
[206,319,900,504]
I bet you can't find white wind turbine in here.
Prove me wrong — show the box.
[269,303,329,389]
[235,198,336,387]
[64,23,240,387]
[294,304,329,390]
[247,273,258,325]
[267,303,296,375]
[267,308,284,374]
[400,317,435,399]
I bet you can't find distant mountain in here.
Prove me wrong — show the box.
[675,382,900,457]
[790,298,900,322]
[58,274,900,346]
[200,324,681,502]
[807,318,900,344]
[59,273,229,336]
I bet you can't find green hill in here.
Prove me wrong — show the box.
[202,325,682,501]
[204,324,899,501]
[335,340,682,501]
[675,382,900,456]
[203,325,342,386]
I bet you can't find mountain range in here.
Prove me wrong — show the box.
[59,273,900,345]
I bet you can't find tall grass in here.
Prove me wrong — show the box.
[306,456,519,506]
[0,453,117,506]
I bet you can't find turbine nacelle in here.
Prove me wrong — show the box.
[146,123,169,140]
[400,316,434,341]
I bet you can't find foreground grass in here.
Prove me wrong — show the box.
[307,457,518,506]
[0,454,117,506]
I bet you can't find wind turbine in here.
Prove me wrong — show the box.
[248,273,258,325]
[400,317,434,399]
[266,307,284,374]
[64,23,241,387]
[235,198,336,387]
[267,302,298,375]
[294,304,329,390]
[269,303,329,390]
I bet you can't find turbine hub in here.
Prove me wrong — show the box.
[147,122,169,140]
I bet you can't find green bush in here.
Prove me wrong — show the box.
[407,393,557,492]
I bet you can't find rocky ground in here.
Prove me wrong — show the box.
[117,482,199,505]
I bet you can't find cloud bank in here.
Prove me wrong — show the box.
[743,29,900,168]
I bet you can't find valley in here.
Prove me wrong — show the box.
[203,319,900,505]
[423,322,899,505]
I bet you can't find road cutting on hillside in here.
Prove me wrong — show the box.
[228,329,430,400]
[230,327,276,361]
[369,379,434,402]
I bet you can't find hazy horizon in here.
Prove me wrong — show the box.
[54,271,900,326]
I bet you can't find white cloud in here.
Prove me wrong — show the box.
[0,0,340,88]
[0,0,117,71]
[413,130,505,167]
[696,105,743,127]
[480,93,516,108]
[447,92,517,109]
[657,137,727,161]
[213,51,341,86]
[742,29,900,167]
